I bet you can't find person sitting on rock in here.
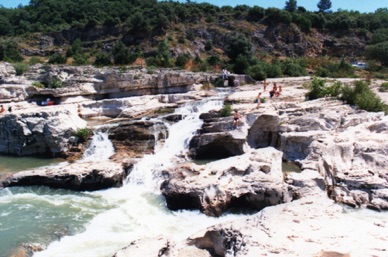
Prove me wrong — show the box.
[0,105,5,113]
[269,83,277,98]
[275,85,282,97]
[232,109,241,129]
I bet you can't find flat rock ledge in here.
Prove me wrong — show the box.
[1,161,127,191]
[114,195,387,257]
[161,147,293,217]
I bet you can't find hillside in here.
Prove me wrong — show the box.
[1,1,388,79]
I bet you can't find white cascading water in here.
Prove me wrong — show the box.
[34,93,243,257]
[82,130,115,162]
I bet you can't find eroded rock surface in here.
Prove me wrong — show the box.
[161,148,292,217]
[0,105,86,156]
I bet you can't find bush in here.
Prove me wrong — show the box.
[94,52,112,66]
[74,128,91,142]
[219,104,232,117]
[29,56,42,65]
[305,77,326,100]
[340,81,387,113]
[213,77,225,87]
[48,53,66,64]
[32,81,45,88]
[73,54,88,65]
[47,77,63,88]
[13,63,28,76]
[175,53,191,68]
[248,64,267,80]
[379,82,388,92]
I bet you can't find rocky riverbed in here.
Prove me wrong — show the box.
[0,62,387,256]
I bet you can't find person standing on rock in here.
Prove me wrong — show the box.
[255,92,262,109]
[263,79,267,92]
[232,109,241,129]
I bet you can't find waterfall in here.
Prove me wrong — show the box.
[33,90,238,257]
[82,131,115,162]
[126,95,225,189]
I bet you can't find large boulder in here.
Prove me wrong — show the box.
[247,113,281,148]
[0,105,87,156]
[161,148,292,217]
[2,161,127,191]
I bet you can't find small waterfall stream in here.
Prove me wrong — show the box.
[82,131,115,162]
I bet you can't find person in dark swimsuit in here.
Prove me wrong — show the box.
[232,109,241,129]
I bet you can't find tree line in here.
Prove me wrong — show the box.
[0,0,387,73]
[0,0,387,37]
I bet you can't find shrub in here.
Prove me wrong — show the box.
[47,77,63,88]
[340,81,388,113]
[29,56,42,65]
[32,81,45,88]
[94,52,112,66]
[48,53,66,64]
[175,54,191,68]
[379,82,388,92]
[219,104,232,117]
[248,64,267,80]
[305,77,326,100]
[73,54,88,65]
[13,63,28,76]
[74,128,91,142]
[213,77,225,87]
[325,81,342,97]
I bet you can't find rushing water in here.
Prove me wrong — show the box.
[0,92,243,257]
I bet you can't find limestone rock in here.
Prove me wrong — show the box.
[161,148,292,217]
[0,105,87,156]
[108,120,168,160]
[2,161,126,191]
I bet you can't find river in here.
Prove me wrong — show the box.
[1,93,243,257]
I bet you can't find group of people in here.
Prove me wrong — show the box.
[231,80,284,129]
[0,105,11,113]
[222,68,230,80]
[268,82,282,98]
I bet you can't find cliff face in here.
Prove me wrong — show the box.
[20,21,369,60]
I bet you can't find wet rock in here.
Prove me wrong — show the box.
[2,161,125,191]
[108,120,168,161]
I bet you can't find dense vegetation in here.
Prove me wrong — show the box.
[0,0,388,79]
[306,78,388,113]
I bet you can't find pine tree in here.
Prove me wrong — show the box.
[317,0,332,12]
[285,0,298,13]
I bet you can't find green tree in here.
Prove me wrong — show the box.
[366,41,388,66]
[0,41,23,62]
[225,34,252,62]
[94,52,112,66]
[285,0,297,13]
[317,0,332,12]
[111,41,131,65]
[247,6,265,22]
